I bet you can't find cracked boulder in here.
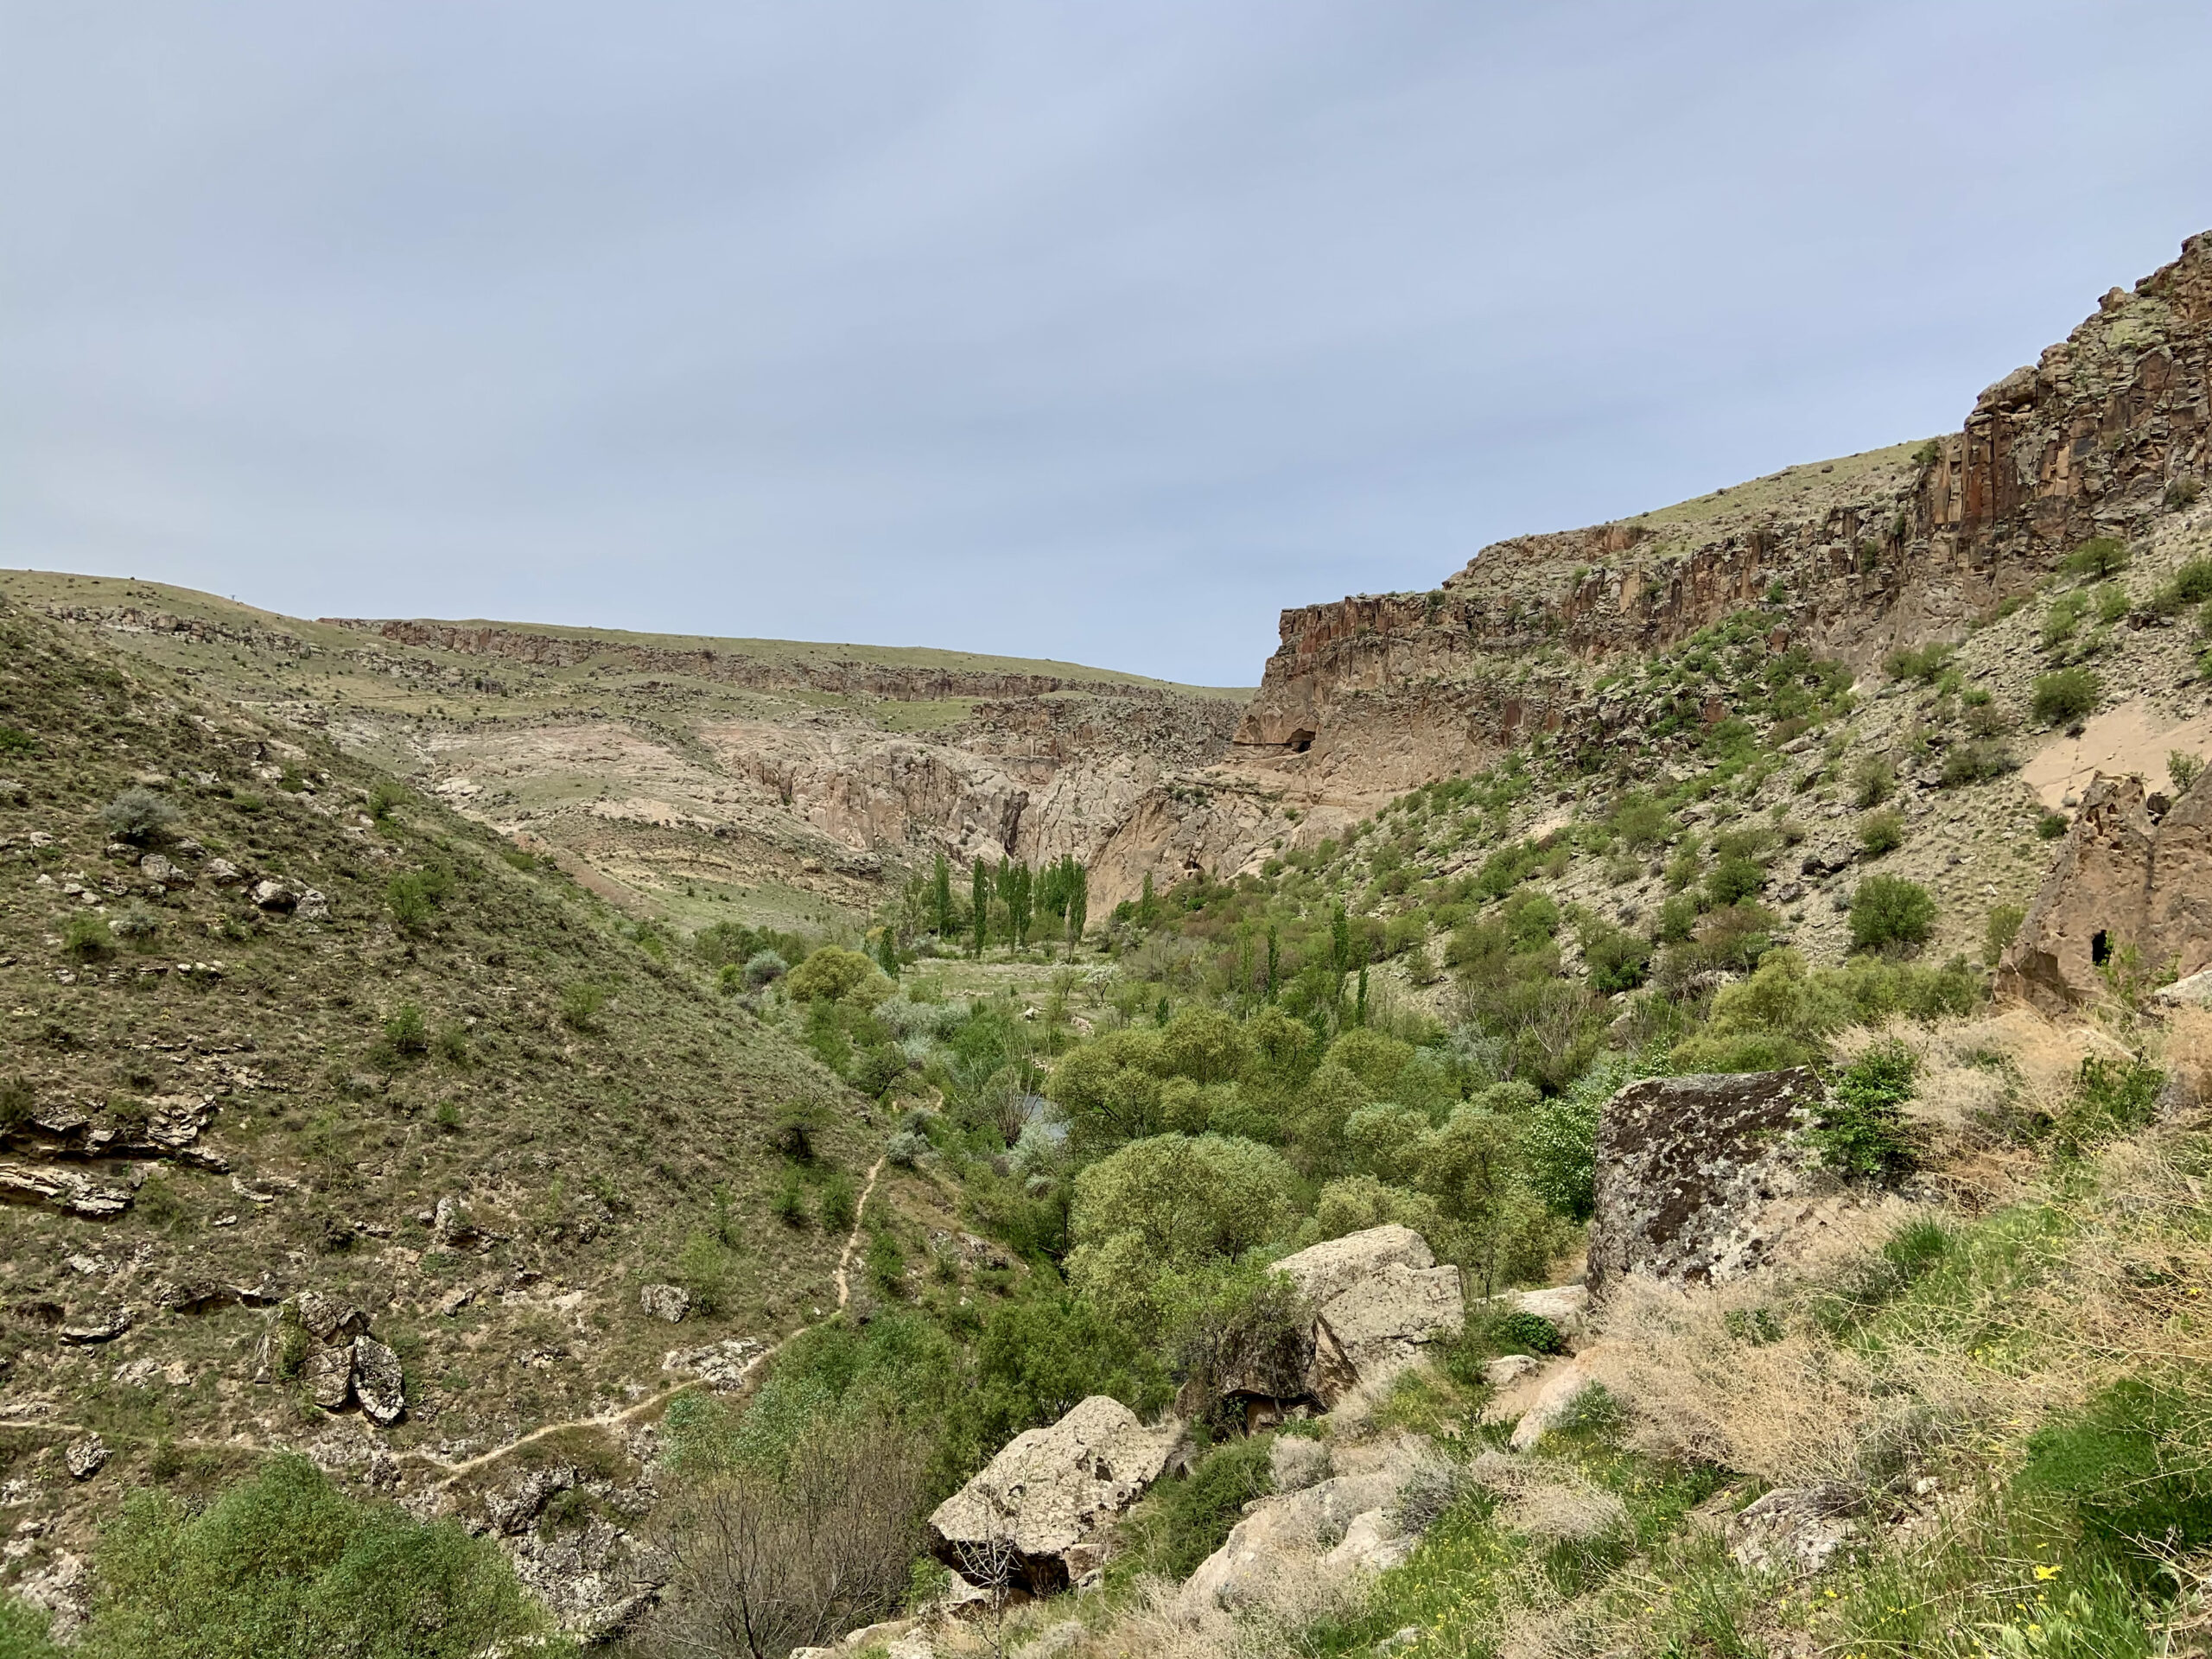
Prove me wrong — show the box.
[1274,1225,1465,1405]
[929,1395,1185,1592]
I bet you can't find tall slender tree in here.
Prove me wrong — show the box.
[970,857,988,958]
[932,851,953,938]
[1065,861,1087,950]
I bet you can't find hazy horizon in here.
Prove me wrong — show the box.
[6,2,2212,683]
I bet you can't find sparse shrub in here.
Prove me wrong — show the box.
[2165,477,2202,511]
[2042,590,2091,648]
[2051,1056,2164,1152]
[111,900,162,944]
[1983,902,2025,966]
[1808,1039,1919,1179]
[817,1171,856,1233]
[1859,810,1905,857]
[1852,754,1895,808]
[62,913,113,960]
[558,981,604,1032]
[885,1127,930,1167]
[1940,739,2017,787]
[2031,666,2100,725]
[772,1171,808,1227]
[0,725,36,753]
[2060,535,2129,582]
[100,785,176,843]
[866,1228,906,1294]
[1848,875,1936,956]
[384,1001,429,1057]
[2037,809,2069,840]
[743,949,788,988]
[2093,582,2130,626]
[385,868,452,932]
[434,1022,469,1064]
[674,1230,732,1315]
[1581,923,1652,994]
[1883,642,1954,683]
[366,779,407,820]
[2169,749,2204,796]
[770,1099,825,1160]
[434,1099,463,1134]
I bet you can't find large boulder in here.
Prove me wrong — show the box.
[928,1395,1184,1592]
[1585,1070,1824,1297]
[2000,771,2212,1010]
[1274,1225,1465,1403]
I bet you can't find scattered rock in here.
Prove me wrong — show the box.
[58,1306,132,1344]
[205,856,243,885]
[63,1435,108,1479]
[137,852,178,884]
[296,1290,370,1344]
[1274,1225,1466,1404]
[353,1336,406,1426]
[1585,1069,1825,1296]
[662,1338,770,1391]
[1507,1354,1601,1451]
[296,887,330,921]
[1484,1354,1542,1388]
[1726,1484,1858,1575]
[251,879,296,911]
[0,1162,133,1219]
[15,1549,91,1642]
[1177,1436,1428,1615]
[438,1285,475,1317]
[638,1283,690,1324]
[930,1395,1185,1592]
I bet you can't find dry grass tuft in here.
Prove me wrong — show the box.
[1585,1281,1889,1490]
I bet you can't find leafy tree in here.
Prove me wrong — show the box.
[1849,875,1937,955]
[931,852,953,938]
[1067,1134,1297,1333]
[785,947,889,1005]
[2032,667,2101,726]
[969,858,988,957]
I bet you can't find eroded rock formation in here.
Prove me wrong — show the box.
[1999,769,2212,1009]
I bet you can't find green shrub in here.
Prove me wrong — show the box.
[2093,582,2131,626]
[1654,892,1700,944]
[2031,666,2100,725]
[79,1454,556,1658]
[0,1599,62,1657]
[366,779,408,820]
[2059,535,2129,582]
[772,1171,809,1227]
[1849,875,1936,955]
[385,870,448,932]
[99,786,176,843]
[2051,1056,2164,1152]
[1808,1040,1919,1179]
[383,1002,429,1057]
[2169,749,2204,796]
[1489,1309,1566,1357]
[2037,809,2070,840]
[1107,1435,1274,1587]
[0,725,36,753]
[1859,810,1905,856]
[111,901,162,944]
[557,981,604,1032]
[1704,854,1765,906]
[674,1230,732,1314]
[1581,924,1652,995]
[62,913,113,960]
[1939,739,2017,787]
[1852,754,1895,809]
[866,1228,906,1294]
[817,1171,857,1233]
[2042,589,2091,648]
[1883,642,1955,683]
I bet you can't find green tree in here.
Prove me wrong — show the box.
[874,925,899,980]
[969,857,988,957]
[1849,875,1937,955]
[931,851,953,938]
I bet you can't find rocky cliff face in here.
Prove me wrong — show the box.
[1235,234,2212,798]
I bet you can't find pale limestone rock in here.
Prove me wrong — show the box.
[929,1395,1183,1592]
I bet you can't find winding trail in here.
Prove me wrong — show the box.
[3,1155,894,1493]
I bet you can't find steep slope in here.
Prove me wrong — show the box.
[1234,231,2212,804]
[0,592,878,1624]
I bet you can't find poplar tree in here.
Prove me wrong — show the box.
[1266,925,1280,1001]
[1065,861,1087,949]
[970,857,988,957]
[932,852,952,938]
[877,925,899,979]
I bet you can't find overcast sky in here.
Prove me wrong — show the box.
[5,3,2211,685]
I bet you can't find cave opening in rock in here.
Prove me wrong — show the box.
[2092,930,2111,967]
[1287,728,1315,753]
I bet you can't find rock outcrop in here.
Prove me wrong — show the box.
[1585,1070,1825,1296]
[1999,770,2212,1009]
[927,1395,1185,1592]
[267,1291,407,1425]
[1273,1226,1466,1405]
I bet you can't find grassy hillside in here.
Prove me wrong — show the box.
[0,589,879,1571]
